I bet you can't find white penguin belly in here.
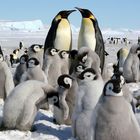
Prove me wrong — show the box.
[54,19,71,51]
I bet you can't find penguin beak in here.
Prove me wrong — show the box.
[75,7,84,14]
[66,10,76,16]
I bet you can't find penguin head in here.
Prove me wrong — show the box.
[58,74,73,89]
[104,79,123,97]
[75,7,96,20]
[69,49,78,59]
[75,63,86,74]
[48,48,59,56]
[13,49,19,55]
[30,44,43,53]
[111,73,125,86]
[78,68,98,82]
[59,50,69,59]
[78,52,88,63]
[26,57,40,68]
[47,91,60,108]
[20,54,29,64]
[54,10,76,21]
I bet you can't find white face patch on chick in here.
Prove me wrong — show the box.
[33,45,41,52]
[82,54,88,63]
[64,77,72,88]
[50,48,58,56]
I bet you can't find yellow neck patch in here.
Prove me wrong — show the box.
[55,15,61,21]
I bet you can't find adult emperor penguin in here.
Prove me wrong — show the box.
[44,10,75,53]
[0,47,14,100]
[53,74,78,125]
[116,47,129,73]
[13,54,28,86]
[123,44,140,83]
[72,68,104,140]
[2,80,68,131]
[20,57,47,83]
[93,78,140,140]
[28,44,44,68]
[76,7,105,73]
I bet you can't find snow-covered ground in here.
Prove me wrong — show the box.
[0,20,140,140]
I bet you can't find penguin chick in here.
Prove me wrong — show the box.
[43,48,63,88]
[76,7,105,73]
[58,50,70,74]
[93,78,140,140]
[0,52,14,100]
[123,44,140,83]
[72,68,104,140]
[77,47,101,73]
[53,74,78,125]
[13,54,28,86]
[20,57,47,83]
[28,44,44,68]
[2,80,61,131]
[44,10,76,52]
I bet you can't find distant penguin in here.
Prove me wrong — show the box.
[93,78,140,140]
[0,47,14,100]
[18,41,25,58]
[53,74,78,125]
[77,47,101,73]
[10,49,20,66]
[76,7,105,73]
[14,54,28,86]
[4,55,11,68]
[43,48,63,88]
[116,47,129,73]
[72,68,104,140]
[123,45,140,83]
[2,80,64,131]
[44,10,75,52]
[58,50,70,74]
[20,57,47,83]
[27,44,44,68]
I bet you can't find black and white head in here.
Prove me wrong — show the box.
[26,57,40,68]
[13,49,19,55]
[75,63,86,74]
[48,48,59,56]
[20,54,29,64]
[57,74,73,89]
[30,44,43,53]
[78,68,98,82]
[47,91,60,108]
[104,78,124,97]
[111,73,125,87]
[59,50,69,59]
[78,52,88,63]
[69,49,78,59]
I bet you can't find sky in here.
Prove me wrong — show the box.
[0,0,140,29]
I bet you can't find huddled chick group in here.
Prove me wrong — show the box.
[0,7,140,140]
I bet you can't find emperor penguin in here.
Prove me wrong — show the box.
[93,78,140,140]
[77,47,101,73]
[43,48,62,88]
[0,47,14,100]
[43,10,75,53]
[58,50,70,74]
[123,44,140,83]
[20,57,47,83]
[27,44,44,68]
[13,54,28,86]
[76,7,105,73]
[116,47,129,73]
[2,80,67,131]
[53,74,78,125]
[72,68,104,140]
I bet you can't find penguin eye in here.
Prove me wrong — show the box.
[52,96,58,103]
[84,72,95,80]
[106,83,113,91]
[64,77,72,87]
[51,49,57,55]
[82,55,87,63]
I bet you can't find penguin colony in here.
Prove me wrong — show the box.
[0,7,140,140]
